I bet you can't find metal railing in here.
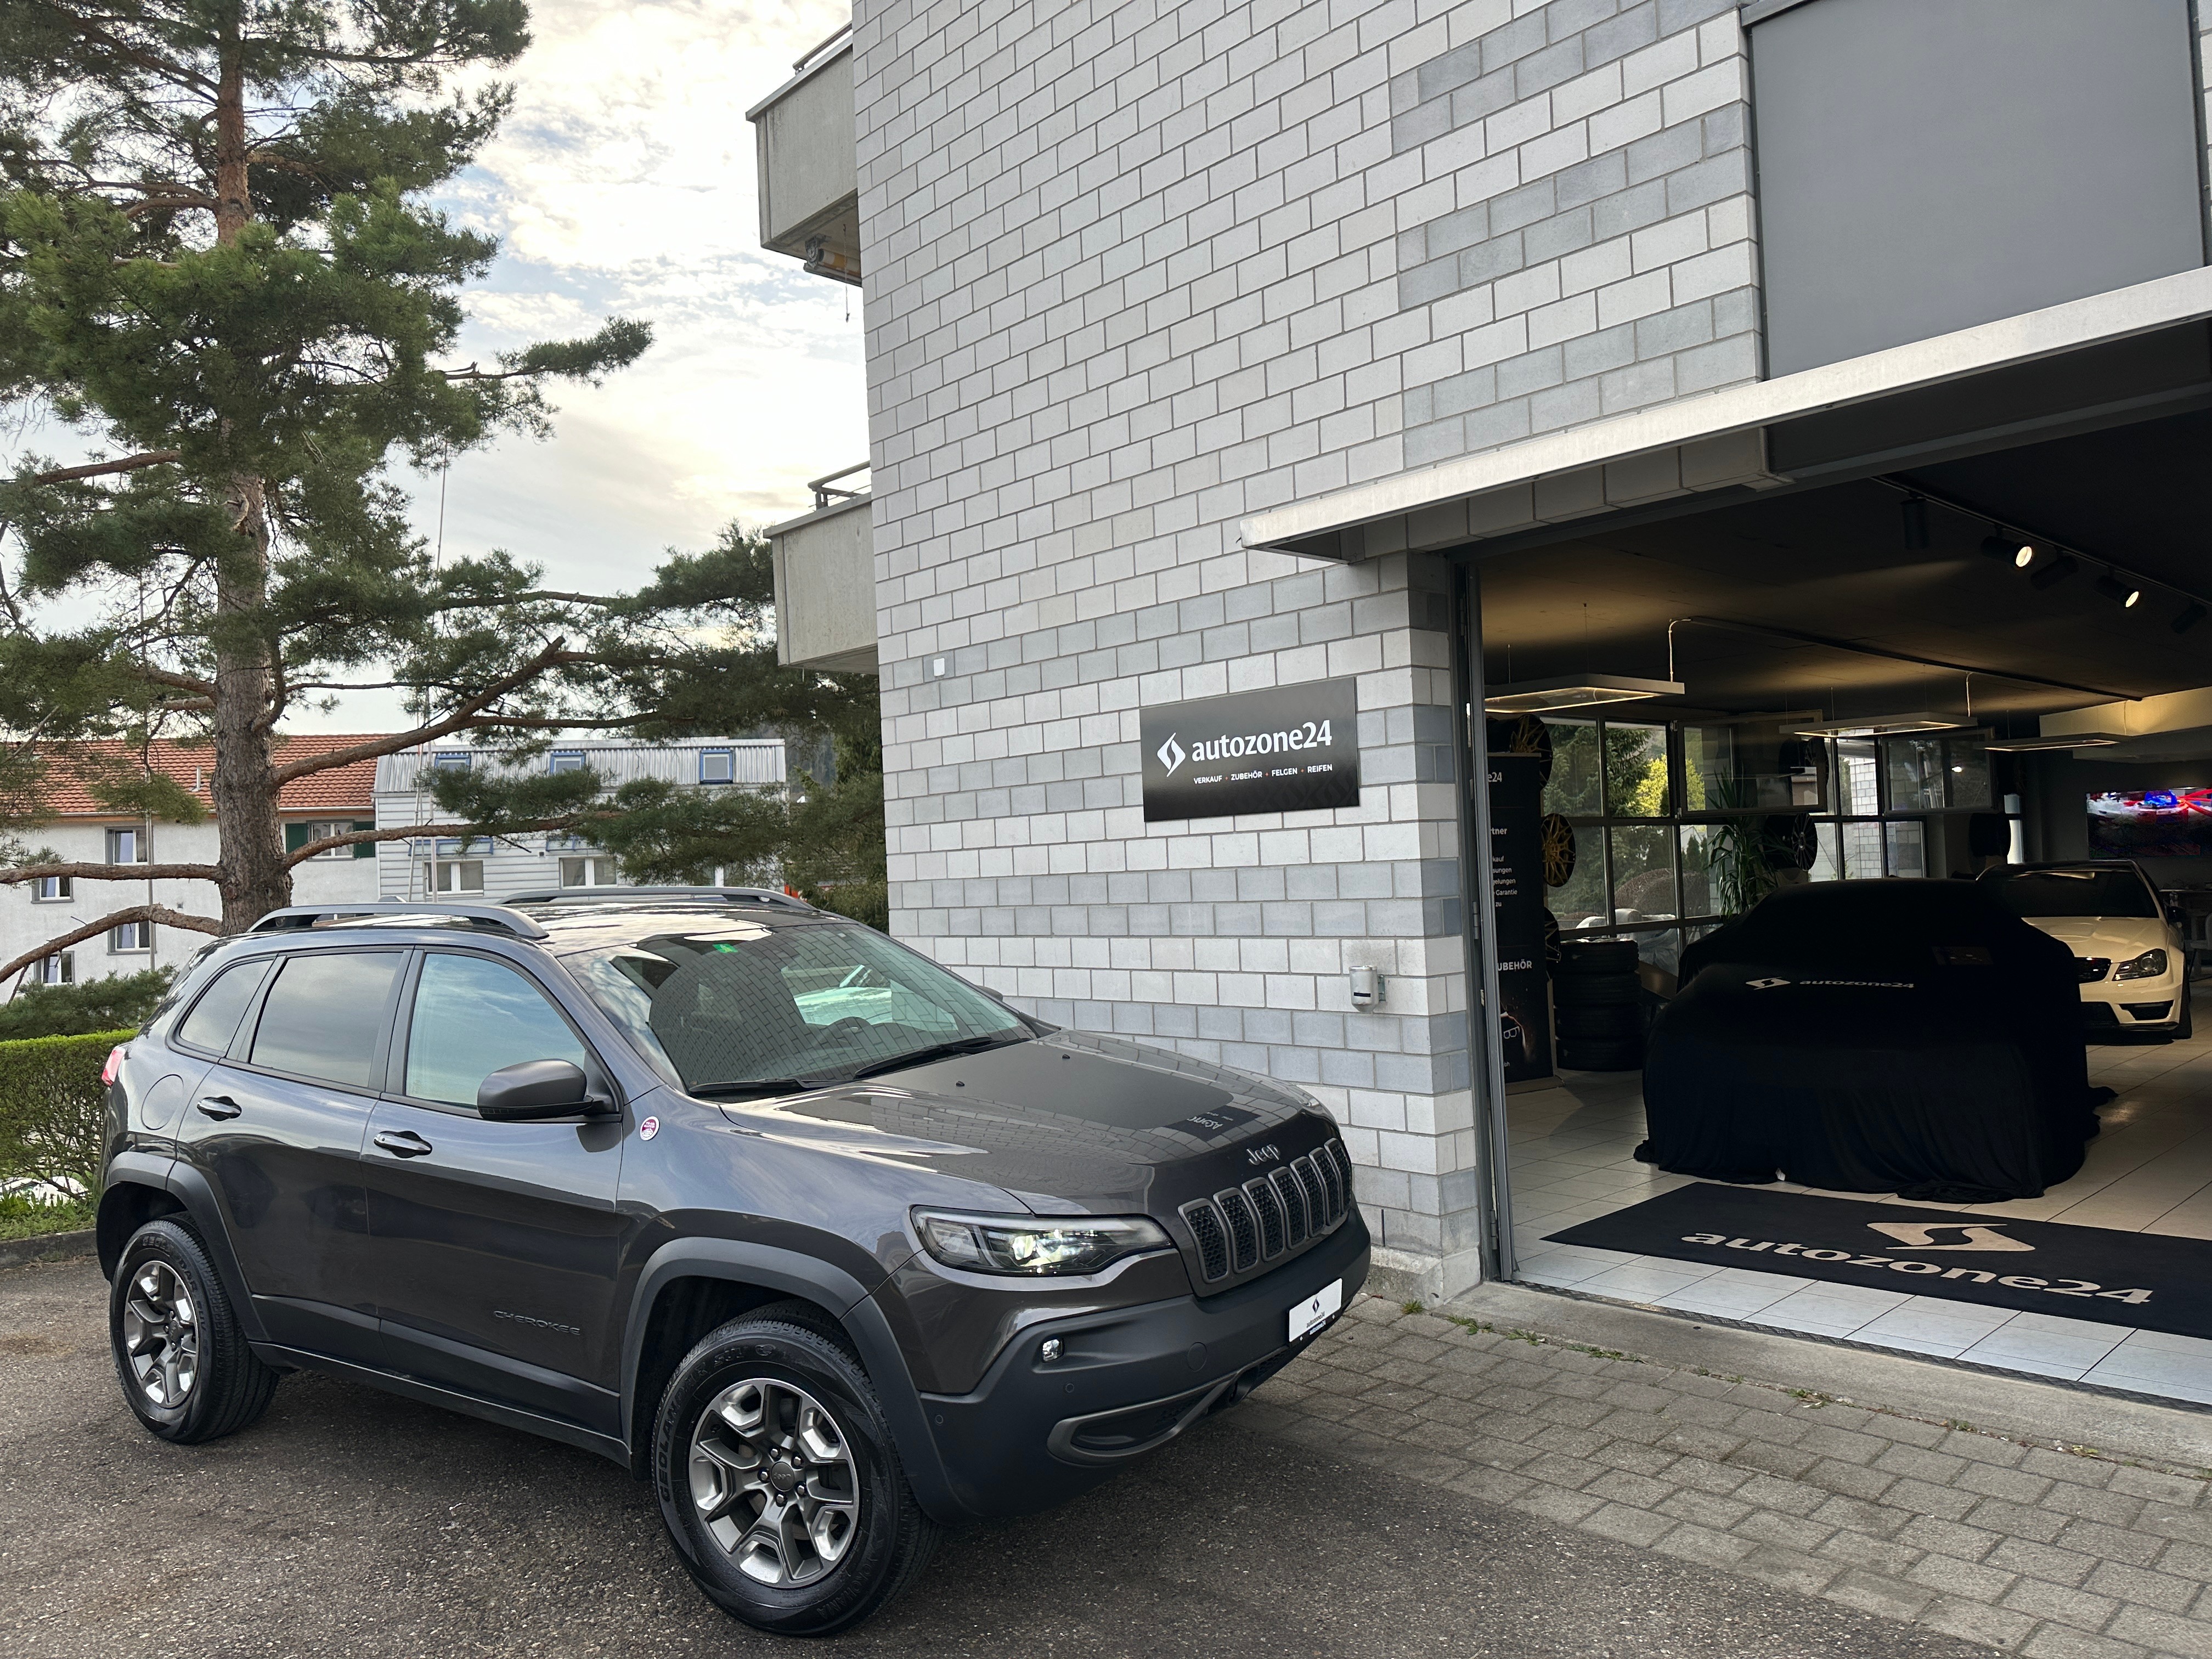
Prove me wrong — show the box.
[806,462,870,511]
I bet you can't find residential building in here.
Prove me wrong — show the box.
[370,737,788,901]
[2,736,381,991]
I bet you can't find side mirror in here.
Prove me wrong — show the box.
[478,1059,598,1121]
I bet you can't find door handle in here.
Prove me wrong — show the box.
[195,1095,241,1120]
[373,1130,434,1158]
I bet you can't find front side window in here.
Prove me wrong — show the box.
[110,921,150,953]
[405,953,590,1107]
[248,951,404,1087]
[107,827,148,864]
[33,874,70,901]
[33,952,72,985]
[567,921,1025,1093]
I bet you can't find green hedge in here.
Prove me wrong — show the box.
[0,1028,132,1202]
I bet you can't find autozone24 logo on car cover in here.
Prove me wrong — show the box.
[1138,678,1362,823]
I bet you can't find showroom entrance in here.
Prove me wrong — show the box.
[1459,397,2212,1408]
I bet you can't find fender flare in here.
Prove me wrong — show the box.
[152,1161,268,1346]
[619,1238,963,1525]
[95,1152,180,1278]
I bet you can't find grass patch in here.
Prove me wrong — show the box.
[0,1193,95,1241]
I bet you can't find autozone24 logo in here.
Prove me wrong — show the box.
[1155,717,1335,777]
[1678,1224,2153,1306]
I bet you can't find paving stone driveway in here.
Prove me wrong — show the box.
[1271,1297,2212,1658]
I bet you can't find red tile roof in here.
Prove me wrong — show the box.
[26,736,390,820]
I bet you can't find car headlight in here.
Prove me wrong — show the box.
[912,1209,1171,1276]
[2114,949,2169,982]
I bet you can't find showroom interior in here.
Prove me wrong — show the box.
[1460,362,2212,1408]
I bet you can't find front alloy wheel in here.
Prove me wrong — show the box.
[653,1306,938,1635]
[690,1377,860,1585]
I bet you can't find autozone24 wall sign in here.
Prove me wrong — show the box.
[1139,679,1362,823]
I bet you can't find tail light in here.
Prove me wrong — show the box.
[101,1045,127,1087]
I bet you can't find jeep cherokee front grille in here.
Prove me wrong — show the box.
[1183,1200,1229,1281]
[1179,1141,1355,1286]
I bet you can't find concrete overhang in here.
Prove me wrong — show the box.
[1240,266,2212,563]
[767,492,877,675]
[747,30,860,285]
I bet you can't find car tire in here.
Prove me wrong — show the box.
[109,1217,278,1444]
[1556,1039,1645,1071]
[1553,975,1640,1007]
[654,1305,940,1637]
[1555,1003,1644,1039]
[1555,940,1639,976]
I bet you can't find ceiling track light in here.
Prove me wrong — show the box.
[2175,602,2207,636]
[2095,573,2142,608]
[2028,554,2079,591]
[1979,533,2033,565]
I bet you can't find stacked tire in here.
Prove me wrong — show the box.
[1553,939,1645,1071]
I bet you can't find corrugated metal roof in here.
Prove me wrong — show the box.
[24,736,385,820]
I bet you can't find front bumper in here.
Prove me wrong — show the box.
[2081,975,2188,1030]
[910,1212,1369,1521]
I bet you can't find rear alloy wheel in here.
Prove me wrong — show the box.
[109,1217,278,1443]
[654,1310,939,1635]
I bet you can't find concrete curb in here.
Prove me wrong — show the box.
[0,1228,96,1269]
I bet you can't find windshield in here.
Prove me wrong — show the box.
[564,919,1030,1092]
[1978,868,2160,919]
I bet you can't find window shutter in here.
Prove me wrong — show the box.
[283,822,308,853]
[352,820,376,858]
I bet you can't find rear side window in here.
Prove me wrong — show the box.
[248,952,403,1088]
[405,953,590,1108]
[176,959,274,1055]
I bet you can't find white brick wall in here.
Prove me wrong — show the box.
[851,0,1759,1291]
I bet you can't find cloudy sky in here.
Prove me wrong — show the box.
[417,0,866,589]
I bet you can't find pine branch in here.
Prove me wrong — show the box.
[0,904,224,983]
[27,451,184,486]
[266,639,582,784]
[0,860,225,885]
[283,815,603,867]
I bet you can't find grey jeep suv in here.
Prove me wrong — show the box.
[98,892,1367,1635]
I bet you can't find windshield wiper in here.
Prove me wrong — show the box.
[847,1030,1031,1081]
[687,1077,836,1099]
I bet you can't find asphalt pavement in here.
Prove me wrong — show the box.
[0,1256,1991,1657]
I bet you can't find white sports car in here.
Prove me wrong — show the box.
[1977,861,2192,1039]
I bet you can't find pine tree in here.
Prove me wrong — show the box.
[0,1,882,972]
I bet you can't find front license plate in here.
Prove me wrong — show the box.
[1289,1278,1344,1342]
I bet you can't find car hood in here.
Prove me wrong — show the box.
[708,1030,1337,1216]
[2020,915,2170,959]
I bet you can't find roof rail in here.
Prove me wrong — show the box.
[501,885,816,912]
[249,902,551,939]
